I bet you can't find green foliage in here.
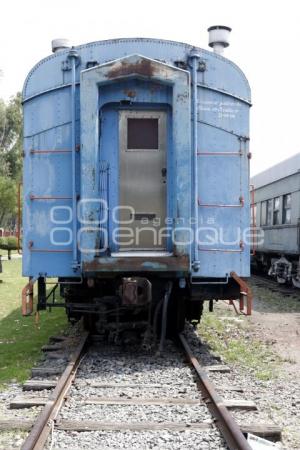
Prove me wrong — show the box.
[0,176,17,227]
[0,259,68,385]
[0,236,19,250]
[6,236,18,248]
[0,93,23,180]
[0,92,22,228]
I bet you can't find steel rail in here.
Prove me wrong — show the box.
[251,273,297,295]
[178,333,251,450]
[21,332,89,450]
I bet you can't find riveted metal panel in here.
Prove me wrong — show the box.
[22,38,251,280]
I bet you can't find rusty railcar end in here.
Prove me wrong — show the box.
[83,255,190,274]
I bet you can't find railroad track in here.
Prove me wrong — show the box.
[2,330,281,450]
[251,273,300,297]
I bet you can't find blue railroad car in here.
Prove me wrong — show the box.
[251,153,300,287]
[22,29,252,341]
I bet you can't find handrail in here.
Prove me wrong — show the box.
[250,184,256,256]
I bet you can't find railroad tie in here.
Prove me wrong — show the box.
[23,380,57,391]
[9,395,257,410]
[0,418,282,441]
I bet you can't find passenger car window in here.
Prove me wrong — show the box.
[251,203,257,226]
[273,197,280,225]
[267,199,272,225]
[261,201,267,226]
[283,194,291,224]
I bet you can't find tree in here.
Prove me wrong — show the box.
[0,176,17,227]
[0,92,22,228]
[0,93,23,180]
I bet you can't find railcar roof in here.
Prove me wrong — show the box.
[251,153,300,189]
[23,37,251,103]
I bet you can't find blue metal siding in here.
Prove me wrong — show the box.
[22,89,78,277]
[195,87,250,277]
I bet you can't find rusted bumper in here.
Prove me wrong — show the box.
[230,271,252,315]
[22,280,34,316]
[83,255,189,274]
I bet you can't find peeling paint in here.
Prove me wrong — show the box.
[107,59,156,79]
[83,255,189,273]
[123,89,137,98]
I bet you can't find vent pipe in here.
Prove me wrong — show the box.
[208,25,231,55]
[51,39,71,53]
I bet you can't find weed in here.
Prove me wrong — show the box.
[198,303,280,381]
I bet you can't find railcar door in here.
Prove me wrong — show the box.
[119,110,167,251]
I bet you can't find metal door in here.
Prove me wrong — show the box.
[119,110,167,251]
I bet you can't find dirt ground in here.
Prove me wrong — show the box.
[243,278,300,448]
[201,277,300,449]
[249,279,300,375]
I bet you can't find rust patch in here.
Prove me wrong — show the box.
[83,255,189,273]
[107,59,155,79]
[123,90,137,98]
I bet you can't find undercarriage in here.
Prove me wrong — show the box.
[59,276,203,348]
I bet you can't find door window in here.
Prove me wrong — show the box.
[127,118,159,150]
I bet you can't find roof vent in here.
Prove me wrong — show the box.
[207,25,231,55]
[51,39,71,53]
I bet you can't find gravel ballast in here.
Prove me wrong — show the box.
[46,339,228,449]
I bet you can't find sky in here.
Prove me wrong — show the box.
[0,0,299,175]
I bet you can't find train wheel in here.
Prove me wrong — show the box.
[292,277,300,288]
[277,276,286,284]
